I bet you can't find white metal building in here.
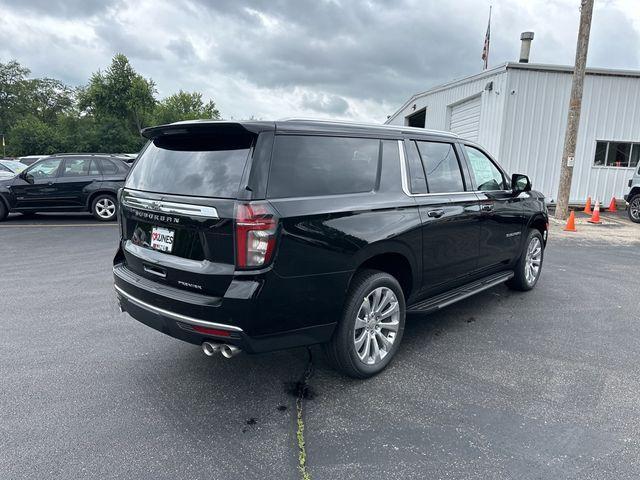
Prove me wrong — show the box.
[385,62,640,204]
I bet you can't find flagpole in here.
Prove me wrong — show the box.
[482,5,492,70]
[487,5,492,69]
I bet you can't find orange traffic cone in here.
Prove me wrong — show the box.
[583,196,592,215]
[587,201,602,224]
[608,197,617,212]
[564,210,577,232]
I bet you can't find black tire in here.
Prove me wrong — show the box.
[628,195,640,223]
[0,200,7,222]
[91,194,117,221]
[507,229,544,292]
[323,269,406,379]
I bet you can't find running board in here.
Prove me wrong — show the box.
[407,271,514,314]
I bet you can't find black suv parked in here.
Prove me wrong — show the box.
[113,120,548,378]
[0,154,130,221]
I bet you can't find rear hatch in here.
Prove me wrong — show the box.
[118,122,262,298]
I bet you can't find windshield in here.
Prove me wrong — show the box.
[1,160,27,173]
[125,133,253,198]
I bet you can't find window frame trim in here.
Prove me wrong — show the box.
[461,143,511,193]
[414,138,468,194]
[399,140,480,197]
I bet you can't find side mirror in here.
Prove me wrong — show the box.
[20,171,34,184]
[512,173,531,193]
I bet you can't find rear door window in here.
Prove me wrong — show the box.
[415,141,465,193]
[99,159,119,175]
[125,134,252,198]
[62,158,90,177]
[268,135,379,198]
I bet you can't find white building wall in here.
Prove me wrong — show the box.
[387,63,640,204]
[500,68,640,203]
[386,69,508,157]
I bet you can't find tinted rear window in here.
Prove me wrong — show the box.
[99,159,119,175]
[268,135,379,198]
[125,134,251,198]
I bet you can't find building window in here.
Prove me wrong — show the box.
[594,141,640,168]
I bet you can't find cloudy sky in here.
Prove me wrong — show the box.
[1,0,639,122]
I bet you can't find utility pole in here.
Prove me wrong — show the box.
[555,0,594,220]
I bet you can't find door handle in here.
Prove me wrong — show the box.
[481,204,494,212]
[427,209,445,218]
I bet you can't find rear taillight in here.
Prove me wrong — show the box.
[234,202,278,269]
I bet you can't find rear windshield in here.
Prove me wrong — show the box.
[268,135,379,198]
[126,133,252,198]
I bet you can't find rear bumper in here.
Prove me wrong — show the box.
[113,263,343,353]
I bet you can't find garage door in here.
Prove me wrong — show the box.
[449,95,481,141]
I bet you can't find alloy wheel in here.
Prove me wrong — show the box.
[524,236,542,285]
[353,286,400,365]
[95,198,116,219]
[630,197,640,221]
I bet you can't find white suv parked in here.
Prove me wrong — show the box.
[625,165,640,223]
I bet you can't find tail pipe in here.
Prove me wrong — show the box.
[220,344,242,359]
[201,342,242,358]
[202,342,222,356]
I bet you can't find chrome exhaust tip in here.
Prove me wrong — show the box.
[220,344,241,359]
[202,342,222,356]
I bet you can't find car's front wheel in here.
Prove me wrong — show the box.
[507,229,544,291]
[91,194,117,221]
[0,200,7,222]
[628,195,640,223]
[324,269,406,379]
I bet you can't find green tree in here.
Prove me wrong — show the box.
[0,60,32,135]
[78,54,156,139]
[1,55,223,155]
[6,115,62,156]
[153,90,220,125]
[27,78,75,125]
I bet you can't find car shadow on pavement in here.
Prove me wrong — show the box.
[5,212,109,224]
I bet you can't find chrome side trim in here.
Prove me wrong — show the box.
[114,285,243,332]
[121,191,219,219]
[398,139,511,198]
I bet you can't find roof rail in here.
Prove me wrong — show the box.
[48,152,132,158]
[279,117,458,137]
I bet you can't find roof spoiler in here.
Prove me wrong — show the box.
[141,121,274,140]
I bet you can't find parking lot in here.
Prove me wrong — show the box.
[2,211,639,480]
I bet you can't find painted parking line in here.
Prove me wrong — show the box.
[0,223,118,228]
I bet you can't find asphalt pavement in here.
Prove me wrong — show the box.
[1,215,639,479]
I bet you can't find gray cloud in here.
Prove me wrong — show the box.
[93,20,163,62]
[1,0,122,18]
[0,0,639,121]
[300,92,350,115]
[205,0,481,104]
[166,39,198,62]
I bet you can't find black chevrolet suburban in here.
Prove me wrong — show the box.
[113,119,548,378]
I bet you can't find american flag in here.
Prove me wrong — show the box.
[482,6,491,70]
